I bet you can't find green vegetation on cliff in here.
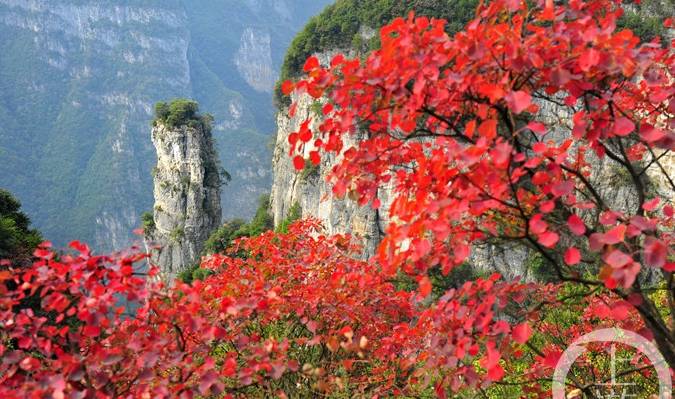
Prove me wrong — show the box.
[154,99,214,131]
[0,189,42,265]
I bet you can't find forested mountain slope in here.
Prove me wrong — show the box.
[0,0,332,250]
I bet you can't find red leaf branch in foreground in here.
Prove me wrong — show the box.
[1,221,560,397]
[285,0,675,372]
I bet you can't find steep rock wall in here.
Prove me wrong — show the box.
[270,90,389,258]
[145,122,221,280]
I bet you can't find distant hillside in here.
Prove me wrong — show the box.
[0,0,332,250]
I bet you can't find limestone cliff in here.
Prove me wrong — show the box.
[270,90,388,258]
[145,116,222,280]
[0,0,332,251]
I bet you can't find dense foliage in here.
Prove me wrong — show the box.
[0,223,663,398]
[284,0,675,389]
[276,0,478,106]
[154,99,214,131]
[276,0,672,106]
[0,189,42,266]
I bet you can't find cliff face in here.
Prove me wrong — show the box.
[145,121,221,279]
[270,89,389,258]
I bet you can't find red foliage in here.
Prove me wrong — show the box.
[286,0,674,371]
[2,0,673,396]
[0,222,547,397]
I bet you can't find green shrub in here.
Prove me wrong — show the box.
[0,189,42,264]
[238,194,275,237]
[276,202,302,234]
[202,194,275,257]
[141,211,155,234]
[178,264,214,284]
[617,0,671,42]
[153,99,213,131]
[176,264,210,284]
[169,227,184,243]
[203,219,247,255]
[300,160,320,182]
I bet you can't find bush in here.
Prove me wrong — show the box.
[153,99,212,131]
[177,264,214,284]
[169,227,184,243]
[238,194,275,237]
[141,211,155,234]
[0,189,42,264]
[276,202,302,234]
[201,194,275,259]
[203,219,247,255]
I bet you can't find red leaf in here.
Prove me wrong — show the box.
[529,214,548,235]
[465,120,477,137]
[298,120,312,142]
[642,198,660,212]
[512,323,532,344]
[303,56,320,72]
[604,250,632,268]
[309,151,321,166]
[288,132,299,147]
[567,215,586,236]
[613,117,635,136]
[478,119,498,140]
[418,276,432,298]
[538,231,559,248]
[639,124,665,143]
[527,121,546,134]
[293,156,305,171]
[551,181,574,197]
[542,349,562,368]
[644,237,667,268]
[601,225,626,245]
[551,67,572,86]
[281,80,294,95]
[83,325,101,338]
[564,247,581,265]
[33,248,53,259]
[505,90,532,114]
[487,364,505,381]
[578,48,600,72]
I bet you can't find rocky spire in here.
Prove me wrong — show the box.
[144,99,222,280]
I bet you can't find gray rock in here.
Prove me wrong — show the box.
[145,122,222,280]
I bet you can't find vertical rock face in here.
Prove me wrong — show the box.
[235,27,275,93]
[145,121,222,280]
[270,91,388,258]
